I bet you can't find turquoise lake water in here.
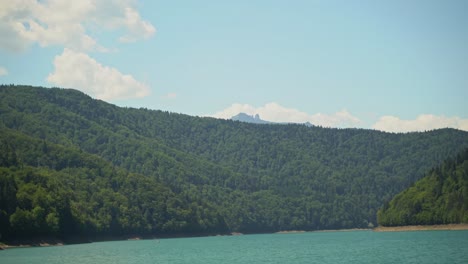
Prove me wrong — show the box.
[1,230,467,264]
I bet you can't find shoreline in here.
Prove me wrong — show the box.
[0,241,65,250]
[312,228,371,233]
[3,224,468,249]
[373,223,468,232]
[0,232,229,250]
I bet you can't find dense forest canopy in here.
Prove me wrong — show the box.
[378,148,468,226]
[1,84,468,241]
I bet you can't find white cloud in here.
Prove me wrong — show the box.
[0,66,8,76]
[372,114,468,133]
[0,1,156,101]
[0,0,155,52]
[0,1,35,52]
[118,7,156,43]
[47,48,150,100]
[211,102,361,128]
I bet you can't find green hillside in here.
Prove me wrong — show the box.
[377,148,468,226]
[0,128,228,241]
[1,84,468,241]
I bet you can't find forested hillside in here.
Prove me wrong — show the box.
[1,84,468,241]
[377,148,468,226]
[0,128,228,241]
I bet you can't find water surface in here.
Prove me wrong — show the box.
[1,230,467,264]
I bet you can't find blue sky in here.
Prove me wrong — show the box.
[1,0,467,132]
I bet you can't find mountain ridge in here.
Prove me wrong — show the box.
[1,84,468,241]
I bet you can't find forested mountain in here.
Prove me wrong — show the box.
[377,148,468,226]
[1,84,468,241]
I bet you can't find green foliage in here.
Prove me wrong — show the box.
[377,148,468,226]
[0,129,227,240]
[1,84,468,241]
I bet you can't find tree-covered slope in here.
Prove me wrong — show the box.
[377,148,468,226]
[0,128,228,241]
[1,84,468,240]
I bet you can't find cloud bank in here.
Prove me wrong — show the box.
[48,49,150,100]
[372,114,468,133]
[211,102,361,128]
[211,103,468,132]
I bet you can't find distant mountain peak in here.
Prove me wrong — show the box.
[231,113,271,124]
[230,112,315,127]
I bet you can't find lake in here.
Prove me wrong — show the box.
[1,230,467,264]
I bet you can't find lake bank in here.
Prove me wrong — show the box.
[0,232,230,250]
[3,224,467,249]
[0,237,69,250]
[373,223,468,232]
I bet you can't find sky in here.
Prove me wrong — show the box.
[0,0,467,132]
